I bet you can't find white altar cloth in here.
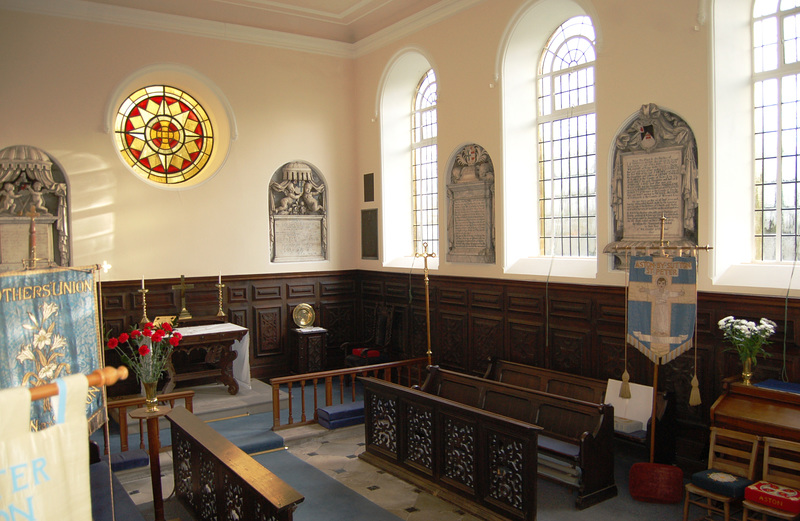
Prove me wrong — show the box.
[175,323,251,390]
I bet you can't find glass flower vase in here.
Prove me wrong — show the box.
[143,381,159,412]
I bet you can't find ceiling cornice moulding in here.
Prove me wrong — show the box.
[1,0,485,58]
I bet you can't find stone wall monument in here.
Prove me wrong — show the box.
[604,103,698,267]
[269,161,327,262]
[446,144,495,264]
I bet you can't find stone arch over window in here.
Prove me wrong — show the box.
[500,0,599,278]
[378,48,440,269]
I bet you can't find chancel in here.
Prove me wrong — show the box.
[3,1,800,520]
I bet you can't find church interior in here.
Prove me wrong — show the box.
[3,0,800,519]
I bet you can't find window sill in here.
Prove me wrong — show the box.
[384,255,440,271]
[713,262,800,292]
[504,256,597,280]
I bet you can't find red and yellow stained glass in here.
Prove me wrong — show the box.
[114,85,213,184]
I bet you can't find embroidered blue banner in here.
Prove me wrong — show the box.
[0,267,104,430]
[627,255,697,364]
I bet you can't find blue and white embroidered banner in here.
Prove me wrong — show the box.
[627,256,697,364]
[0,267,104,430]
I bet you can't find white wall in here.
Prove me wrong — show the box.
[2,0,793,298]
[0,9,358,281]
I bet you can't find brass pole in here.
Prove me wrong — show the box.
[415,242,436,366]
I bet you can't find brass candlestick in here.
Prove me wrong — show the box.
[215,283,226,317]
[138,288,150,326]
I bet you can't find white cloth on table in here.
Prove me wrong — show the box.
[175,323,251,390]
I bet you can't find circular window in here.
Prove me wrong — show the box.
[114,85,214,185]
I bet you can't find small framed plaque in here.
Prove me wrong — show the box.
[361,209,378,260]
[363,173,374,202]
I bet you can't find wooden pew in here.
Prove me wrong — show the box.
[483,357,606,404]
[360,377,541,521]
[167,406,304,521]
[422,366,617,509]
[483,358,676,462]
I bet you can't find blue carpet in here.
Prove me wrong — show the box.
[252,450,402,521]
[206,412,284,453]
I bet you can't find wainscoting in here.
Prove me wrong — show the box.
[100,270,800,468]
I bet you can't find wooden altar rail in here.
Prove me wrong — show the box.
[360,377,541,521]
[101,390,195,454]
[269,357,429,430]
[168,406,304,521]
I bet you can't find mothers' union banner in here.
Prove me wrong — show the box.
[627,255,697,364]
[0,266,105,430]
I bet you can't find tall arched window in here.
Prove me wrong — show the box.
[537,16,597,257]
[753,0,800,261]
[412,69,438,255]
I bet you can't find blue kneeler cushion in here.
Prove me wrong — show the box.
[317,401,364,429]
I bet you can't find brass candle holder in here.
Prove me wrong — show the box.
[138,288,150,326]
[215,283,226,317]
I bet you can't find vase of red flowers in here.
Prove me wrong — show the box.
[107,322,182,412]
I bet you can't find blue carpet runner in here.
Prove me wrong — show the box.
[252,450,402,521]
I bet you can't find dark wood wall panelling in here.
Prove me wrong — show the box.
[100,270,800,467]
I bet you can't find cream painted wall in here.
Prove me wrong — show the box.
[353,0,727,292]
[0,10,358,281]
[1,0,792,297]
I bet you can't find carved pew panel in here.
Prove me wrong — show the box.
[422,366,617,509]
[167,406,304,521]
[361,377,540,521]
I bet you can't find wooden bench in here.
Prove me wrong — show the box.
[483,358,676,462]
[167,406,304,521]
[360,376,541,521]
[422,366,617,509]
[483,357,606,404]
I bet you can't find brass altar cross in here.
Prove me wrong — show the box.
[24,205,39,269]
[172,275,194,320]
[415,242,436,366]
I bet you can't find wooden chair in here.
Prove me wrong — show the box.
[683,427,760,521]
[742,437,800,521]
[342,304,394,367]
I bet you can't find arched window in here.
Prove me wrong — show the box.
[753,0,800,261]
[379,50,438,269]
[537,16,597,257]
[412,69,438,255]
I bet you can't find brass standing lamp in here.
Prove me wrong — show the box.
[415,242,436,366]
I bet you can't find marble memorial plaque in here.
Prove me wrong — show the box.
[621,148,683,240]
[446,143,495,264]
[272,216,325,262]
[0,221,54,270]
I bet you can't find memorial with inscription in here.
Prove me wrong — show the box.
[269,161,327,262]
[446,144,495,263]
[605,103,698,267]
[0,145,71,271]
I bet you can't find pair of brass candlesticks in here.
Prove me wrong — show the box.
[138,278,225,325]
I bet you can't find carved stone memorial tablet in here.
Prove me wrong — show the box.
[446,144,495,263]
[605,103,698,267]
[269,161,328,262]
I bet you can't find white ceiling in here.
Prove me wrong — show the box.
[83,0,449,44]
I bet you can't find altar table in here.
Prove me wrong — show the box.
[163,323,251,395]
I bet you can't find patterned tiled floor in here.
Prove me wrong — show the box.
[119,424,483,521]
[284,426,484,521]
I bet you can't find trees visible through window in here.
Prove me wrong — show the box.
[537,16,597,257]
[412,69,438,255]
[753,0,800,260]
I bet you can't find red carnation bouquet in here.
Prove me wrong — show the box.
[106,322,182,383]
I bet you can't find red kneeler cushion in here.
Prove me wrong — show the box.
[745,481,800,514]
[629,462,684,504]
